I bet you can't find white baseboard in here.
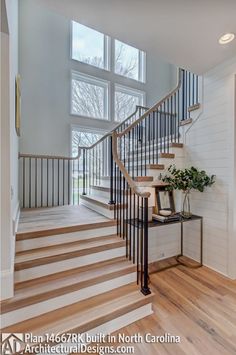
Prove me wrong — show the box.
[0,268,14,300]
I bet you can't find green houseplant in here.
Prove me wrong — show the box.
[161,165,215,218]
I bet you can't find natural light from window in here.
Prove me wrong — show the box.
[115,40,145,82]
[71,72,109,120]
[115,84,145,121]
[71,21,108,69]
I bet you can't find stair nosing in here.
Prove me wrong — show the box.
[16,220,116,241]
[15,240,126,271]
[1,265,136,314]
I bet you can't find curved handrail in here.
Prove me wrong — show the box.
[112,68,182,198]
[78,105,149,151]
[112,131,151,198]
[117,68,182,137]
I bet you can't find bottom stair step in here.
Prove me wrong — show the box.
[2,284,154,351]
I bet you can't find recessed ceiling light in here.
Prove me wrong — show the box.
[219,33,235,45]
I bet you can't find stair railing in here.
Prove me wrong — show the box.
[78,105,149,204]
[19,152,80,208]
[111,68,199,295]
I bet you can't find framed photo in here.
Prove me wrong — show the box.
[154,186,175,214]
[15,74,21,136]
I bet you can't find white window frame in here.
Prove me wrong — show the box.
[114,84,146,122]
[70,70,110,121]
[114,39,146,83]
[70,21,111,71]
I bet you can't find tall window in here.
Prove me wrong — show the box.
[71,71,109,120]
[71,21,109,70]
[115,40,146,83]
[71,127,105,157]
[115,84,145,121]
[70,21,146,122]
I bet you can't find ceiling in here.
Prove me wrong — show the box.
[38,0,236,74]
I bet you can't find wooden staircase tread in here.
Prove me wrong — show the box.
[15,234,119,257]
[134,176,153,182]
[1,258,136,314]
[1,284,154,333]
[180,118,193,126]
[158,153,175,159]
[169,143,184,148]
[16,219,116,241]
[80,194,126,210]
[15,237,125,270]
[188,103,200,112]
[146,164,165,170]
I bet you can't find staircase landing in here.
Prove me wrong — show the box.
[18,205,114,235]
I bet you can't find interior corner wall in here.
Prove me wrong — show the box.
[1,0,19,300]
[184,57,236,278]
[19,0,176,157]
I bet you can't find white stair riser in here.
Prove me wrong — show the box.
[16,226,116,252]
[15,247,125,282]
[2,272,136,327]
[80,199,115,219]
[91,188,110,200]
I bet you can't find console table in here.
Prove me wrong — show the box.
[130,214,203,272]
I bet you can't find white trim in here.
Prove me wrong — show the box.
[70,70,110,120]
[0,269,14,300]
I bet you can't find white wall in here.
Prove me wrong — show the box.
[185,57,236,278]
[19,0,177,156]
[0,0,19,300]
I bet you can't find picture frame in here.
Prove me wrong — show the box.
[154,186,175,214]
[15,74,21,137]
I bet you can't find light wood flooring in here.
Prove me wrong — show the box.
[91,264,236,355]
[17,205,111,233]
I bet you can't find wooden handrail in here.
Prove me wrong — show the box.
[19,153,79,160]
[112,68,182,198]
[117,68,182,137]
[78,105,149,151]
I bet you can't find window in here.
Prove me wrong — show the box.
[115,40,146,83]
[71,21,109,70]
[71,71,109,120]
[115,84,145,121]
[71,127,105,157]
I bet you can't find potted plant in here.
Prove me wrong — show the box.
[161,165,215,218]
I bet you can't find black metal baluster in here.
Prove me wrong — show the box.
[129,187,132,261]
[23,157,25,208]
[141,197,151,295]
[152,112,155,164]
[29,158,31,208]
[133,193,136,264]
[46,159,49,207]
[58,159,60,206]
[68,160,70,205]
[72,160,75,205]
[52,159,55,206]
[63,159,65,205]
[140,198,144,287]
[35,158,37,208]
[82,149,86,195]
[137,196,140,284]
[109,136,115,205]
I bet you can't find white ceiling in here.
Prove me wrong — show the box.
[38,0,236,74]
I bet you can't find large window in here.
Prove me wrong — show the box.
[71,21,109,70]
[71,71,109,120]
[115,40,146,83]
[70,21,147,122]
[71,127,105,157]
[115,84,145,122]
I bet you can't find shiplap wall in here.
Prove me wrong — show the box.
[185,57,236,277]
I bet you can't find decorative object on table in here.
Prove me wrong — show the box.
[154,187,175,215]
[159,209,172,217]
[160,165,215,218]
[152,212,181,223]
[15,74,21,137]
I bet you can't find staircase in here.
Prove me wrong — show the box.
[1,68,201,347]
[1,210,153,352]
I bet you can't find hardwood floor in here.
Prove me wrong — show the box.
[95,264,236,355]
[17,205,112,233]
